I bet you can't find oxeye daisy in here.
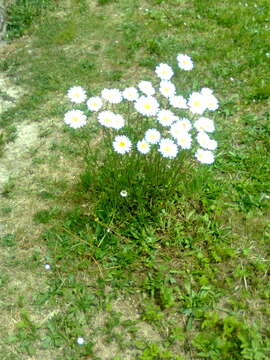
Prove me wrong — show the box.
[201,88,213,96]
[64,110,87,129]
[144,129,161,144]
[137,139,151,154]
[177,54,194,71]
[194,117,215,133]
[203,93,219,111]
[157,109,176,127]
[176,132,192,149]
[155,63,174,80]
[195,148,215,164]
[178,118,192,132]
[112,114,125,130]
[188,92,207,115]
[158,138,178,159]
[87,96,103,112]
[138,81,155,96]
[98,111,116,128]
[134,96,159,117]
[101,88,122,104]
[169,95,188,109]
[159,81,176,98]
[196,132,217,150]
[170,121,186,140]
[67,86,87,104]
[113,135,132,154]
[122,87,139,101]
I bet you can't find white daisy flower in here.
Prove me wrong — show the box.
[87,96,103,112]
[98,111,116,128]
[169,95,188,109]
[67,86,87,104]
[77,337,85,345]
[159,81,176,98]
[134,96,159,117]
[44,264,51,270]
[111,114,125,130]
[113,135,132,154]
[155,63,174,80]
[196,132,217,150]
[138,81,155,96]
[101,88,122,104]
[122,87,139,101]
[157,109,176,127]
[195,149,215,164]
[64,110,87,129]
[194,117,215,133]
[203,93,219,111]
[177,54,194,71]
[145,129,161,144]
[170,121,188,140]
[120,190,128,197]
[188,92,207,115]
[158,138,178,159]
[176,132,192,149]
[201,88,213,96]
[137,139,151,154]
[178,118,192,131]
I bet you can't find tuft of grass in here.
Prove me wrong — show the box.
[6,0,57,40]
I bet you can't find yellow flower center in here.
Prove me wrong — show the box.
[119,141,126,147]
[71,116,79,122]
[144,103,151,110]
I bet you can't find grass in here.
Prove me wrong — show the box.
[0,0,269,359]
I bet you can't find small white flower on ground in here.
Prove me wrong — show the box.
[44,264,51,270]
[155,63,174,80]
[87,96,103,112]
[120,190,128,197]
[138,81,155,96]
[158,138,178,159]
[77,337,85,345]
[101,88,122,104]
[122,87,139,101]
[169,95,188,109]
[159,81,176,98]
[176,132,192,149]
[157,109,176,127]
[195,148,215,164]
[177,54,194,71]
[67,86,87,104]
[64,110,87,129]
[188,92,207,115]
[137,139,151,154]
[144,129,161,144]
[98,111,116,128]
[113,135,132,154]
[134,96,159,117]
[194,117,215,133]
[111,114,125,130]
[196,132,217,150]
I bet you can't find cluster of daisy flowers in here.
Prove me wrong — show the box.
[64,54,219,164]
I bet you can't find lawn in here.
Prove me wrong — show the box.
[0,0,269,359]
